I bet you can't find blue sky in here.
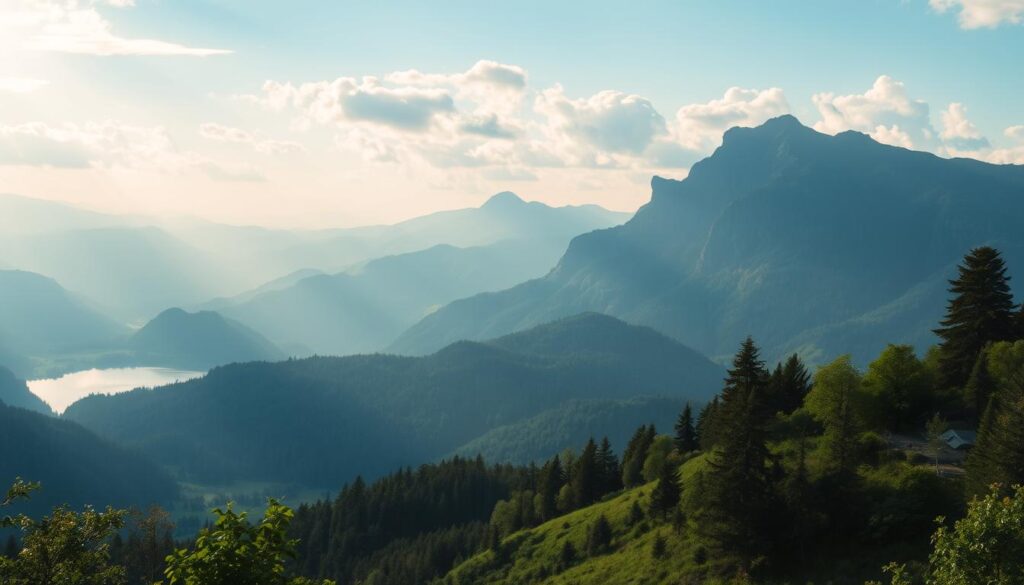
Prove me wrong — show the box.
[1,0,1022,227]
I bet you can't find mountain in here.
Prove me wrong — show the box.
[211,237,608,356]
[0,400,178,518]
[450,397,684,465]
[390,116,1024,365]
[0,192,629,323]
[0,366,52,415]
[0,270,127,376]
[64,313,722,488]
[131,308,285,370]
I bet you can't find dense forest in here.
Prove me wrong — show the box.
[5,245,1024,584]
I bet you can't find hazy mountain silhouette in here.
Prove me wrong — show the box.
[211,237,607,356]
[391,115,1024,364]
[0,365,53,415]
[0,270,127,376]
[131,308,285,370]
[64,313,722,488]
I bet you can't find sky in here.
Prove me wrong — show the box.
[1,0,1023,228]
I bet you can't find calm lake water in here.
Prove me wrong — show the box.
[28,367,205,414]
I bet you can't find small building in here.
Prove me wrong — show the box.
[941,429,977,450]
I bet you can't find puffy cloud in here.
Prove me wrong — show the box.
[0,77,49,93]
[672,87,790,152]
[535,85,667,161]
[2,0,230,56]
[459,114,519,139]
[812,75,934,147]
[257,78,455,132]
[940,102,990,150]
[1005,125,1024,141]
[198,122,305,155]
[929,0,1024,28]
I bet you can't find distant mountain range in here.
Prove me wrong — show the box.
[0,192,629,323]
[208,232,618,357]
[63,313,723,488]
[391,115,1024,365]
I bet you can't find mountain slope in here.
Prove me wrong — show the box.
[0,270,126,369]
[214,238,599,356]
[390,116,1024,365]
[449,397,685,465]
[131,308,285,369]
[0,401,178,517]
[0,365,52,415]
[64,313,722,488]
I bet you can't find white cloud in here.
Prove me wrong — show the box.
[2,0,230,56]
[940,102,990,150]
[812,75,935,147]
[929,0,1024,28]
[0,77,50,93]
[672,86,790,152]
[198,123,304,155]
[1005,125,1024,141]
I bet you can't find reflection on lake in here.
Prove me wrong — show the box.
[28,367,204,414]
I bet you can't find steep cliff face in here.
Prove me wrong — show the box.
[391,115,1024,364]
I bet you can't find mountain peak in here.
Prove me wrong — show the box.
[481,191,526,209]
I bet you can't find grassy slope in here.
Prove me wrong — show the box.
[443,456,719,585]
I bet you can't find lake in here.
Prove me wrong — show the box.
[28,367,205,414]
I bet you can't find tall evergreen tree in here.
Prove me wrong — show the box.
[622,425,656,488]
[536,456,564,522]
[595,437,622,495]
[965,341,1024,497]
[691,337,774,570]
[571,439,600,508]
[767,354,811,415]
[696,396,722,450]
[674,402,698,453]
[935,246,1017,389]
[649,462,681,519]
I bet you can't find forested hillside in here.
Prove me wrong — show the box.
[63,313,722,487]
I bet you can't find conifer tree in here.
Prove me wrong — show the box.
[586,515,612,555]
[674,402,698,453]
[622,425,656,488]
[691,337,774,569]
[536,456,564,522]
[696,397,722,450]
[965,341,1024,497]
[595,437,622,495]
[935,246,1017,389]
[767,354,811,415]
[571,439,600,508]
[649,462,681,519]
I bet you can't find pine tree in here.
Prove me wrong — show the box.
[690,337,774,570]
[595,437,622,495]
[935,247,1017,389]
[536,455,564,522]
[586,514,612,556]
[571,439,600,508]
[768,354,811,415]
[649,462,682,519]
[674,402,698,453]
[558,539,576,569]
[965,342,1024,497]
[622,425,656,488]
[696,396,722,450]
